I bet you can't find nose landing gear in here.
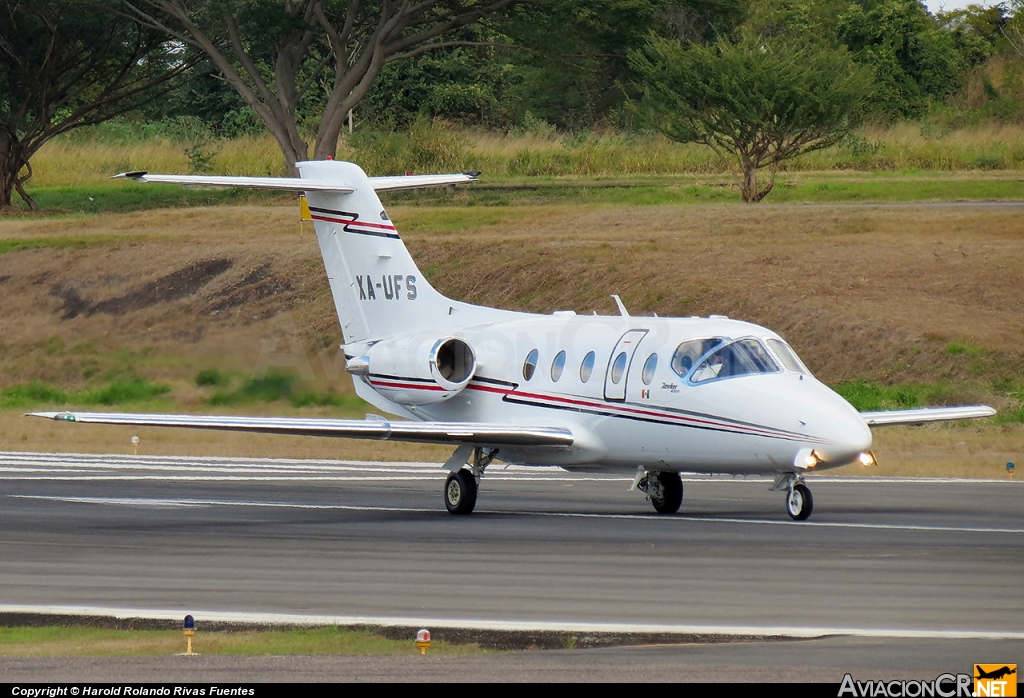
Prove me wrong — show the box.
[772,473,814,521]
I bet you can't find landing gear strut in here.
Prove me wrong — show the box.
[443,446,497,515]
[634,470,683,514]
[771,473,814,521]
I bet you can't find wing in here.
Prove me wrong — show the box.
[26,411,573,448]
[860,405,996,427]
[112,171,478,192]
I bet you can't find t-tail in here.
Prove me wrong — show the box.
[300,161,466,343]
[114,160,517,345]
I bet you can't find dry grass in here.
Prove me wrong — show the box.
[26,121,1024,189]
[1,201,1021,476]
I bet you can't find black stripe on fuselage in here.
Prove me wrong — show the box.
[308,206,401,239]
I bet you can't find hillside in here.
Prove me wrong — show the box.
[1,200,1021,476]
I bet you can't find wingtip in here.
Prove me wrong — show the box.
[111,171,148,181]
[24,411,75,421]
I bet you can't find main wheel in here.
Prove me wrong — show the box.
[786,483,813,521]
[650,471,683,514]
[444,469,478,515]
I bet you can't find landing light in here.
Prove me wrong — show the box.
[858,451,877,467]
[793,448,820,469]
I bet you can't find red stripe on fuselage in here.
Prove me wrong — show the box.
[368,376,807,441]
[310,213,397,231]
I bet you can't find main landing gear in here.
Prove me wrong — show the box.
[443,446,497,515]
[771,473,814,521]
[633,469,684,514]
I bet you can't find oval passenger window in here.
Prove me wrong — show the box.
[551,350,566,382]
[610,352,627,384]
[580,351,596,383]
[642,353,658,385]
[523,349,539,381]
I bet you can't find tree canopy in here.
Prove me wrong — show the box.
[0,0,186,208]
[122,0,527,173]
[631,35,873,202]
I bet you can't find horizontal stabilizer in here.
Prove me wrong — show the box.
[26,411,574,448]
[112,169,478,192]
[860,405,996,426]
[112,172,354,192]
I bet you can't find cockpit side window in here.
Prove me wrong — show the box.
[670,338,726,379]
[691,339,780,383]
[766,338,810,374]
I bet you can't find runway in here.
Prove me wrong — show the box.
[1,450,1022,678]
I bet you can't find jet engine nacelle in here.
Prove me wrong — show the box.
[360,334,477,405]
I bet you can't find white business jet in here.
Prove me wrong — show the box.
[28,160,996,520]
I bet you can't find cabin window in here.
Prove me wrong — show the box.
[691,339,779,383]
[610,351,628,384]
[670,338,726,379]
[767,338,810,374]
[551,350,566,382]
[523,349,539,381]
[580,351,596,383]
[642,353,658,385]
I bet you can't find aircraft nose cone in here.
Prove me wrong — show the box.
[813,398,873,466]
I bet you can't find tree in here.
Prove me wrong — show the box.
[837,0,990,119]
[122,0,525,174]
[0,0,187,209]
[630,36,872,202]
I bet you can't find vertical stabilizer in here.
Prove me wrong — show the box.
[297,161,453,344]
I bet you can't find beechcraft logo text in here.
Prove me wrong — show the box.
[975,665,1017,697]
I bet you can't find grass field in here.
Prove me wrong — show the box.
[0,625,488,657]
[27,122,1024,188]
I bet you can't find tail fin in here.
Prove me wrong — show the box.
[114,161,507,344]
[298,161,458,342]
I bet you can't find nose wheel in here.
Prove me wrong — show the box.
[785,483,813,521]
[772,473,814,521]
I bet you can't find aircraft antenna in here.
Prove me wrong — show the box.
[611,294,630,317]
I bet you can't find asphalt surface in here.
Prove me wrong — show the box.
[1,451,1021,681]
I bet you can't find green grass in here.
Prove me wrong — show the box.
[12,169,1024,218]
[203,370,368,410]
[833,379,1022,423]
[13,183,287,216]
[0,235,126,254]
[0,625,488,657]
[0,378,170,409]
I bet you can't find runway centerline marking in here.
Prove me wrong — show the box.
[11,494,1022,534]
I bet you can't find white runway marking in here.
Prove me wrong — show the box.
[13,494,1023,534]
[1,451,1020,485]
[0,604,1020,641]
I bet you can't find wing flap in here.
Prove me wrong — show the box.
[861,405,996,426]
[26,411,573,447]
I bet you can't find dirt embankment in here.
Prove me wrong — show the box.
[1,202,1023,392]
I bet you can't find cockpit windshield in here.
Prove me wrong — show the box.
[691,338,780,383]
[670,337,726,379]
[766,338,811,374]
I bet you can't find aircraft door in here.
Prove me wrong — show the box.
[604,329,649,401]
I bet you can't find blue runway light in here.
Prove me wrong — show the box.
[183,614,195,630]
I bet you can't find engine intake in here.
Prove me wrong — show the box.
[360,334,477,405]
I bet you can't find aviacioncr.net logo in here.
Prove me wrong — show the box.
[974,664,1017,698]
[838,673,973,697]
